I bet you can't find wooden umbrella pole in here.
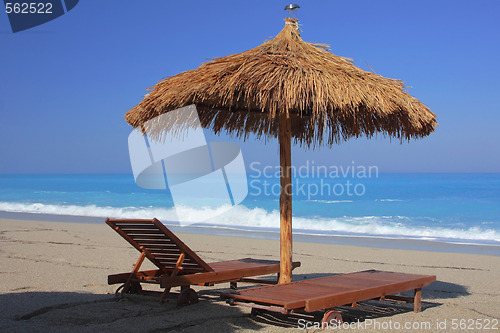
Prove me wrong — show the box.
[278,111,293,284]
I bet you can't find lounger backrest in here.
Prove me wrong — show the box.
[106,218,213,274]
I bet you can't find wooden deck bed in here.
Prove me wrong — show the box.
[106,218,300,304]
[223,270,436,324]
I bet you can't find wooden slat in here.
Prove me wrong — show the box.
[122,228,163,236]
[106,219,211,272]
[146,248,182,254]
[153,258,196,265]
[166,260,200,265]
[302,275,395,290]
[128,236,165,241]
[210,259,300,271]
[117,227,161,232]
[226,292,305,309]
[152,253,193,260]
[141,245,181,253]
[160,259,203,270]
[156,259,201,267]
[105,219,169,274]
[242,284,335,300]
[144,247,181,253]
[157,260,183,266]
[145,243,180,247]
[305,278,433,312]
[113,220,156,224]
[224,270,436,312]
[160,261,287,288]
[144,245,181,250]
[144,248,181,254]
[150,218,213,272]
[115,224,159,229]
[159,267,206,273]
[108,269,163,284]
[344,270,426,282]
[127,233,174,239]
[107,218,213,273]
[134,240,181,246]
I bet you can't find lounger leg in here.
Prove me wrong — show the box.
[122,251,146,294]
[230,282,237,289]
[160,253,185,303]
[160,287,172,303]
[414,288,422,312]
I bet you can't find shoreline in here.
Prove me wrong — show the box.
[1,211,499,256]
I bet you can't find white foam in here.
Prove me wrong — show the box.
[306,199,354,204]
[376,199,404,202]
[0,201,179,221]
[0,201,499,243]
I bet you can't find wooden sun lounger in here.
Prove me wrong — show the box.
[106,218,301,305]
[223,270,436,324]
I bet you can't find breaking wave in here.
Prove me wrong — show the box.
[1,201,499,245]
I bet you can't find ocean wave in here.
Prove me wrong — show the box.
[0,201,499,243]
[305,199,354,204]
[375,199,404,202]
[0,201,179,221]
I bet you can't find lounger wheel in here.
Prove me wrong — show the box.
[115,284,124,297]
[322,310,343,326]
[127,281,142,294]
[250,308,263,316]
[116,282,142,295]
[177,288,199,306]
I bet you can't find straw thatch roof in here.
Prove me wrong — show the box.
[126,18,437,147]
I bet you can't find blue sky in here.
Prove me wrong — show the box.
[0,0,499,173]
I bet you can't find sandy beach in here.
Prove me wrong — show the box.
[0,218,499,332]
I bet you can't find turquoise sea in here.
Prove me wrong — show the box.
[0,173,499,253]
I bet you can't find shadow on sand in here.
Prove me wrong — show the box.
[0,289,262,332]
[0,273,467,331]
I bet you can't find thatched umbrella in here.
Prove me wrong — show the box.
[125,17,437,284]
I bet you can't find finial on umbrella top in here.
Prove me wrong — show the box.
[284,4,300,19]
